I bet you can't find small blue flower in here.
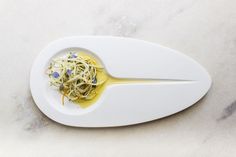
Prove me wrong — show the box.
[71,54,77,58]
[92,77,97,84]
[66,69,72,75]
[52,72,60,78]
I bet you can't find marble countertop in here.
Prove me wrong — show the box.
[0,0,236,156]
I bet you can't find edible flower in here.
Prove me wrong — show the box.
[71,54,77,58]
[52,72,60,78]
[66,69,72,75]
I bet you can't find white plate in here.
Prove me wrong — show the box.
[30,36,211,127]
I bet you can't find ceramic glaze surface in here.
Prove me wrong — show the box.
[30,36,211,127]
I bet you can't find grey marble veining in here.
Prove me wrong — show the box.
[0,0,236,156]
[12,92,50,132]
[218,100,236,121]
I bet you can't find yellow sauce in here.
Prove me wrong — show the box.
[75,52,159,108]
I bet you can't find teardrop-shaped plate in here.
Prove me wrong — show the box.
[30,36,211,127]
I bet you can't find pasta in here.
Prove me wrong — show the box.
[47,52,107,105]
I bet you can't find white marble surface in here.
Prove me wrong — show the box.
[0,0,236,156]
